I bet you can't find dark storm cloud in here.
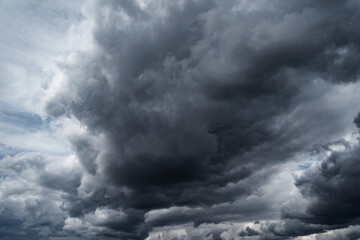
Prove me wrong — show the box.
[260,219,329,239]
[284,139,360,226]
[45,0,360,238]
[263,119,360,239]
[354,112,360,128]
[239,226,260,237]
[317,226,360,240]
[259,224,360,240]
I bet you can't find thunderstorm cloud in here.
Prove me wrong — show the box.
[1,0,360,239]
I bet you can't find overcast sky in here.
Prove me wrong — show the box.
[1,0,360,240]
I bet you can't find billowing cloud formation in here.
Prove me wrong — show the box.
[282,135,360,228]
[3,0,360,239]
[0,153,80,239]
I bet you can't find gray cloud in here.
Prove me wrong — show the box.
[0,153,80,239]
[261,119,360,239]
[284,138,360,226]
[1,0,359,239]
[239,226,260,237]
[354,113,360,129]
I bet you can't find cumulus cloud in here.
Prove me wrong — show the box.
[0,153,81,239]
[43,0,360,238]
[284,139,360,226]
[262,121,360,239]
[2,0,360,239]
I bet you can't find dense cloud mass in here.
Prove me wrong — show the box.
[2,0,360,239]
[45,0,360,239]
[290,142,360,226]
[0,153,79,240]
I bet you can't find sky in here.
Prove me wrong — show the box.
[1,0,360,240]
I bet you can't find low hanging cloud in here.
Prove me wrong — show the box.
[2,0,360,239]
